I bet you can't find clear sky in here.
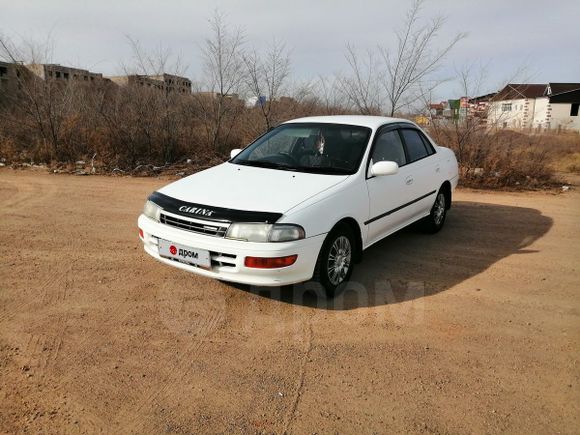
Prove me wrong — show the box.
[1,0,579,100]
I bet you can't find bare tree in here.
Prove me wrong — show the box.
[378,0,466,116]
[243,39,291,131]
[0,33,81,161]
[122,36,187,77]
[337,44,382,115]
[120,37,188,164]
[194,10,245,150]
[309,75,349,115]
[422,60,499,174]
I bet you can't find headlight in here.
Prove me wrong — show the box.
[269,225,306,242]
[226,223,305,242]
[143,200,162,222]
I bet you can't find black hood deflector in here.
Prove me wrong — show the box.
[148,191,283,224]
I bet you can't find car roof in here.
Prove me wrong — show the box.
[283,115,416,130]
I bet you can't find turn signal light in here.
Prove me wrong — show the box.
[244,255,298,269]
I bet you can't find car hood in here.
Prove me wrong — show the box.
[157,162,349,214]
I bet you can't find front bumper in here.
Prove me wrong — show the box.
[138,214,326,286]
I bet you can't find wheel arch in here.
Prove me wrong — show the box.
[440,180,452,210]
[332,217,363,263]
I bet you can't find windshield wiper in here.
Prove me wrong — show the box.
[293,166,351,175]
[234,160,297,171]
[234,160,351,175]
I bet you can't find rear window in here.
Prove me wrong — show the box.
[401,129,430,162]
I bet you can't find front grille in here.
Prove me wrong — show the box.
[160,213,228,238]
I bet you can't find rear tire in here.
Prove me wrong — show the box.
[312,223,355,298]
[422,189,448,233]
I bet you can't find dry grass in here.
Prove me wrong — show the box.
[2,83,579,189]
[429,125,580,189]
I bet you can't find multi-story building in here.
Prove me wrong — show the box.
[109,73,191,94]
[487,83,580,131]
[148,73,191,94]
[108,74,164,90]
[0,61,22,95]
[25,63,103,83]
[468,92,497,120]
[429,101,447,118]
[535,83,580,131]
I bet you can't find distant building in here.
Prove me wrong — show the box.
[429,99,460,120]
[539,83,580,131]
[468,92,496,120]
[109,74,165,90]
[245,96,259,107]
[109,73,191,94]
[429,101,447,118]
[276,96,296,105]
[429,93,496,123]
[193,91,242,104]
[487,83,580,131]
[447,99,461,120]
[147,73,191,94]
[245,95,268,108]
[25,63,103,83]
[414,114,430,126]
[0,61,23,96]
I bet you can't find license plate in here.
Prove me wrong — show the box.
[158,239,211,268]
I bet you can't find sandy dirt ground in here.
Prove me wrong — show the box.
[0,169,578,434]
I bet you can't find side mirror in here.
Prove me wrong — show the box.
[370,161,399,177]
[230,148,242,159]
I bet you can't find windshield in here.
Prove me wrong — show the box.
[230,123,372,175]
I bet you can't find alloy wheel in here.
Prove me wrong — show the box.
[327,235,352,286]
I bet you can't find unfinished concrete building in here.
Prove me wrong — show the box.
[149,73,191,94]
[25,64,104,83]
[108,73,191,94]
[0,61,22,95]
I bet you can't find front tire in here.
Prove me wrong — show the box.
[312,224,355,298]
[422,190,448,233]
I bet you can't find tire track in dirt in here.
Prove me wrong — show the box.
[30,267,142,434]
[115,289,231,431]
[120,312,225,431]
[281,316,314,434]
[0,269,59,325]
[0,176,61,324]
[0,176,58,214]
[0,175,103,429]
[21,259,74,382]
[3,174,252,432]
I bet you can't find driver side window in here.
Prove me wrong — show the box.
[371,130,406,167]
[249,133,295,159]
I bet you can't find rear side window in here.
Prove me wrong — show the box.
[418,131,436,155]
[371,130,407,167]
[401,129,430,162]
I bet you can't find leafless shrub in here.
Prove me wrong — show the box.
[428,126,574,188]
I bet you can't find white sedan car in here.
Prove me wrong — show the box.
[138,116,458,296]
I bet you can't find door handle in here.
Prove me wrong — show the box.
[405,176,414,185]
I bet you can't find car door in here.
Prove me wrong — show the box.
[365,126,416,245]
[398,128,439,218]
